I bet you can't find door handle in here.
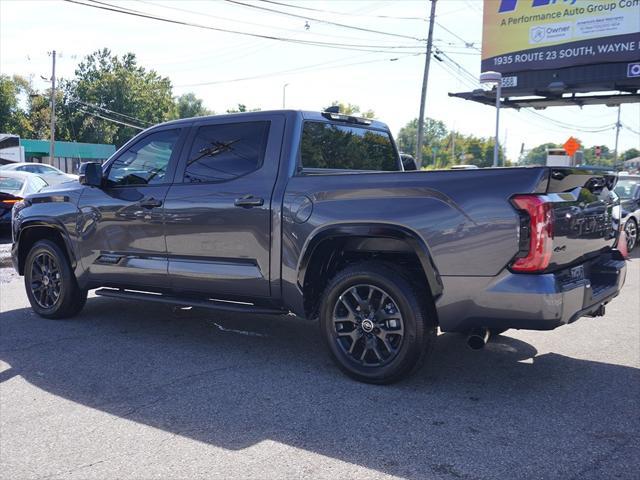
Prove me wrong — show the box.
[140,197,163,209]
[234,195,264,208]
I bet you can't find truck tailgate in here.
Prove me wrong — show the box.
[512,168,620,273]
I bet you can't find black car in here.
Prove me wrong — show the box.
[0,171,48,227]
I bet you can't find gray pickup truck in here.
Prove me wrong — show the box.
[11,110,627,383]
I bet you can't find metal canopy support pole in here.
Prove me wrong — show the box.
[493,81,502,167]
[613,104,621,163]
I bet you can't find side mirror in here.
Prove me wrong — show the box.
[79,162,103,187]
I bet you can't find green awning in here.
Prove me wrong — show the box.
[20,139,116,160]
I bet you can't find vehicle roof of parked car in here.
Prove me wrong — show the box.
[157,110,391,131]
[0,170,46,180]
[0,162,62,171]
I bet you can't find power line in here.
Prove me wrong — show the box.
[224,0,426,41]
[174,52,422,88]
[432,53,620,135]
[64,0,425,54]
[435,22,480,51]
[254,0,428,21]
[70,98,153,126]
[135,0,407,44]
[622,123,640,135]
[76,108,146,130]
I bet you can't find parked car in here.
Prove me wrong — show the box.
[450,164,479,170]
[11,110,627,384]
[1,171,48,227]
[614,174,640,251]
[0,162,78,186]
[400,153,419,171]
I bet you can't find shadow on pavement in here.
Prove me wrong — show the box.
[1,296,639,479]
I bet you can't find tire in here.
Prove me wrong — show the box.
[24,239,87,319]
[624,218,637,252]
[319,261,436,384]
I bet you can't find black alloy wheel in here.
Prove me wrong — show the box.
[24,240,87,319]
[320,262,436,384]
[30,252,62,309]
[332,284,405,367]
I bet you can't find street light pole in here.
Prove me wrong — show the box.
[282,83,289,109]
[49,50,56,163]
[416,0,437,166]
[493,81,502,167]
[480,71,503,167]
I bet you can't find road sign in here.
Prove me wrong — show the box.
[563,137,580,157]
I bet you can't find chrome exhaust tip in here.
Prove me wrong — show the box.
[467,327,490,350]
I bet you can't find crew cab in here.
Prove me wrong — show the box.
[11,110,627,383]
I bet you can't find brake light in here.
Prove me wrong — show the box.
[511,195,554,272]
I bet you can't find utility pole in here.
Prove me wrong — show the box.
[613,104,621,163]
[450,128,455,163]
[416,0,437,166]
[49,50,56,164]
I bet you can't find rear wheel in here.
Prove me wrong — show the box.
[625,218,637,252]
[319,262,436,384]
[24,240,87,319]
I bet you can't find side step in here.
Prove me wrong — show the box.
[94,288,288,316]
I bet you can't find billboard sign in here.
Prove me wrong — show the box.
[482,0,640,74]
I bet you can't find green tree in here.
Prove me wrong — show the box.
[62,49,175,147]
[327,101,375,119]
[522,143,559,165]
[173,92,212,119]
[622,148,640,161]
[226,103,260,113]
[396,118,448,158]
[0,75,32,136]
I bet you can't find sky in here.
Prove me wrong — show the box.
[1,0,639,161]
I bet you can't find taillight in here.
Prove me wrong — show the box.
[511,195,554,272]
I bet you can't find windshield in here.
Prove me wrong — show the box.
[0,176,24,194]
[614,178,640,199]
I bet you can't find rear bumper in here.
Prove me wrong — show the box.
[436,251,627,332]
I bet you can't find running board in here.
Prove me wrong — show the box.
[94,288,288,315]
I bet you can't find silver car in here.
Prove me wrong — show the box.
[0,162,78,186]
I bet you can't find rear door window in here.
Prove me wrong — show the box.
[300,121,399,171]
[183,121,270,183]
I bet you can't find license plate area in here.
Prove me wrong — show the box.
[570,265,585,282]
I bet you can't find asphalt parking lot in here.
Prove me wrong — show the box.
[1,231,638,480]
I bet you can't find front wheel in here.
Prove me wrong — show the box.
[319,262,436,384]
[625,218,637,252]
[24,240,87,319]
